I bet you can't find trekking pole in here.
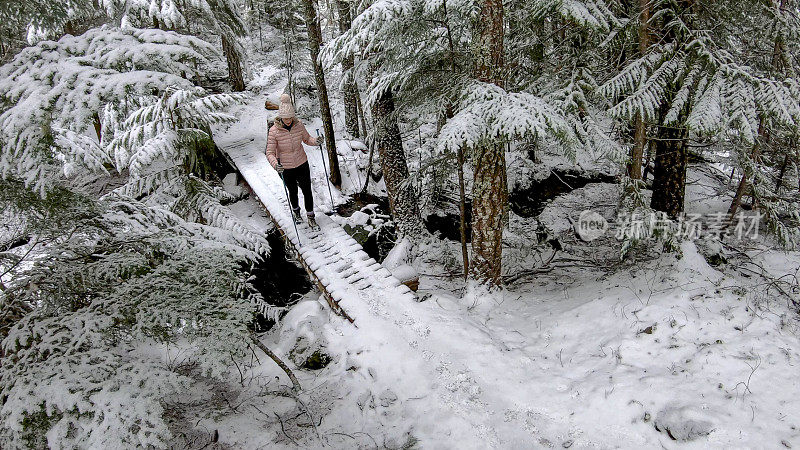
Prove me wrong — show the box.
[277,158,301,246]
[316,129,336,214]
[343,139,363,188]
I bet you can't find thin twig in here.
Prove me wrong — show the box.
[249,332,301,391]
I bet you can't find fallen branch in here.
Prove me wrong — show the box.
[503,249,558,285]
[249,332,301,392]
[723,242,800,309]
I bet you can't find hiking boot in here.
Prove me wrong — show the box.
[307,214,319,230]
[292,208,303,224]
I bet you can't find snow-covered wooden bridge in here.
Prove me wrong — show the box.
[213,101,542,447]
[217,134,417,324]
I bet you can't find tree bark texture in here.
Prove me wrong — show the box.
[221,34,245,92]
[457,144,470,279]
[371,90,425,238]
[649,1,689,218]
[302,0,342,187]
[336,0,360,138]
[775,151,791,193]
[728,120,765,219]
[470,0,506,285]
[650,124,687,218]
[470,142,507,284]
[628,0,650,179]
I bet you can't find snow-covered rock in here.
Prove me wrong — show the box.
[654,404,715,441]
[222,172,248,198]
[349,210,370,226]
[279,299,331,367]
[383,239,419,290]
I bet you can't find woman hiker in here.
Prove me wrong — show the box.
[266,93,324,228]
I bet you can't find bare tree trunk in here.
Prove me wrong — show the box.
[371,90,425,237]
[355,87,368,139]
[457,144,469,279]
[470,0,506,285]
[649,1,692,218]
[302,0,342,187]
[93,112,102,142]
[775,152,791,193]
[728,120,765,219]
[642,139,653,181]
[441,1,469,279]
[650,123,687,218]
[336,0,360,138]
[221,34,245,92]
[627,0,650,179]
[360,139,375,193]
[728,163,752,219]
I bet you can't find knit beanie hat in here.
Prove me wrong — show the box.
[277,93,295,119]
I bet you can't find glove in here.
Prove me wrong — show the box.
[316,135,325,146]
[276,163,284,175]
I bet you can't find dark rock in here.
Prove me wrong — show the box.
[300,350,331,370]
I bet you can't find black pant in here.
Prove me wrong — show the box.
[283,162,314,215]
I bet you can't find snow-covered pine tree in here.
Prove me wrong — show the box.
[600,0,800,244]
[0,26,216,193]
[0,192,264,448]
[324,0,573,282]
[114,0,250,91]
[0,24,281,446]
[725,0,800,232]
[510,0,623,165]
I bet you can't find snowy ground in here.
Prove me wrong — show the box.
[182,57,800,449]
[184,220,800,448]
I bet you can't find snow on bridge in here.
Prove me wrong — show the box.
[216,132,416,323]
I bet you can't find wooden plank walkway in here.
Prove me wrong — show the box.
[217,135,416,324]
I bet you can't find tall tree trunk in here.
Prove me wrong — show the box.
[63,20,76,36]
[355,87,368,139]
[221,34,245,92]
[775,151,791,193]
[728,120,765,219]
[650,123,687,218]
[457,144,470,279]
[628,0,650,179]
[303,0,342,187]
[642,139,653,181]
[470,0,506,285]
[649,1,691,218]
[441,1,469,279]
[371,90,424,237]
[92,112,102,142]
[336,0,360,138]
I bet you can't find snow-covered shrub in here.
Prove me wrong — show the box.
[0,189,264,447]
[0,23,274,447]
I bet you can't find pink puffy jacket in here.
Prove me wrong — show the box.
[266,118,318,170]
